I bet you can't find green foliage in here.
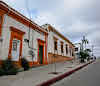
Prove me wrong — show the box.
[79,49,90,63]
[85,49,91,52]
[1,59,18,75]
[0,67,4,76]
[79,51,87,59]
[21,58,30,71]
[82,39,89,44]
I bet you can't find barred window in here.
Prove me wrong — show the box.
[66,44,68,54]
[72,52,74,56]
[12,40,17,51]
[61,42,63,53]
[54,41,57,50]
[54,37,58,51]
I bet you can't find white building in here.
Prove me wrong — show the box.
[74,43,81,59]
[0,1,75,67]
[0,1,48,67]
[42,24,75,63]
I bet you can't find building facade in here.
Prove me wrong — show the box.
[42,24,75,63]
[0,1,75,67]
[0,1,48,67]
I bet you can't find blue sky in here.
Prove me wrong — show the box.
[3,0,100,57]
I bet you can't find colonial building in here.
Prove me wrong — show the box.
[42,24,75,63]
[0,1,75,68]
[0,1,48,67]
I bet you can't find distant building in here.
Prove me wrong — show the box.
[74,43,81,59]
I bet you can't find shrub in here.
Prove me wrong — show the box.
[0,67,4,76]
[1,59,18,75]
[79,50,90,63]
[21,58,30,71]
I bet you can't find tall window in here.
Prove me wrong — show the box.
[61,42,63,53]
[72,51,74,56]
[54,40,57,50]
[70,48,72,56]
[12,40,18,51]
[72,48,74,56]
[66,44,68,54]
[54,37,58,51]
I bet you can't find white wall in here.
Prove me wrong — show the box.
[0,14,45,62]
[48,30,72,57]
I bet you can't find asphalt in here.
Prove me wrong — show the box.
[52,59,99,86]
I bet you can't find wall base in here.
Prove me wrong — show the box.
[48,53,73,64]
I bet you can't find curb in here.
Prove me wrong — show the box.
[37,60,94,86]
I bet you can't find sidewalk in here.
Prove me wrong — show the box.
[0,60,91,86]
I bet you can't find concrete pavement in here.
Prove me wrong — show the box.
[0,60,91,86]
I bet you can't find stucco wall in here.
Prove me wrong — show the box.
[0,14,46,62]
[47,28,74,58]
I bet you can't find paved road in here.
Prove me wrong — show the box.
[52,60,100,86]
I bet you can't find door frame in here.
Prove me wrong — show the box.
[8,27,25,62]
[37,39,45,64]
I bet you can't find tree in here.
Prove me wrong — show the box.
[79,49,91,63]
[84,39,89,50]
[82,36,89,50]
[79,51,87,63]
[85,49,91,52]
[85,49,91,61]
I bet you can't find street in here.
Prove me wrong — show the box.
[52,59,100,86]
